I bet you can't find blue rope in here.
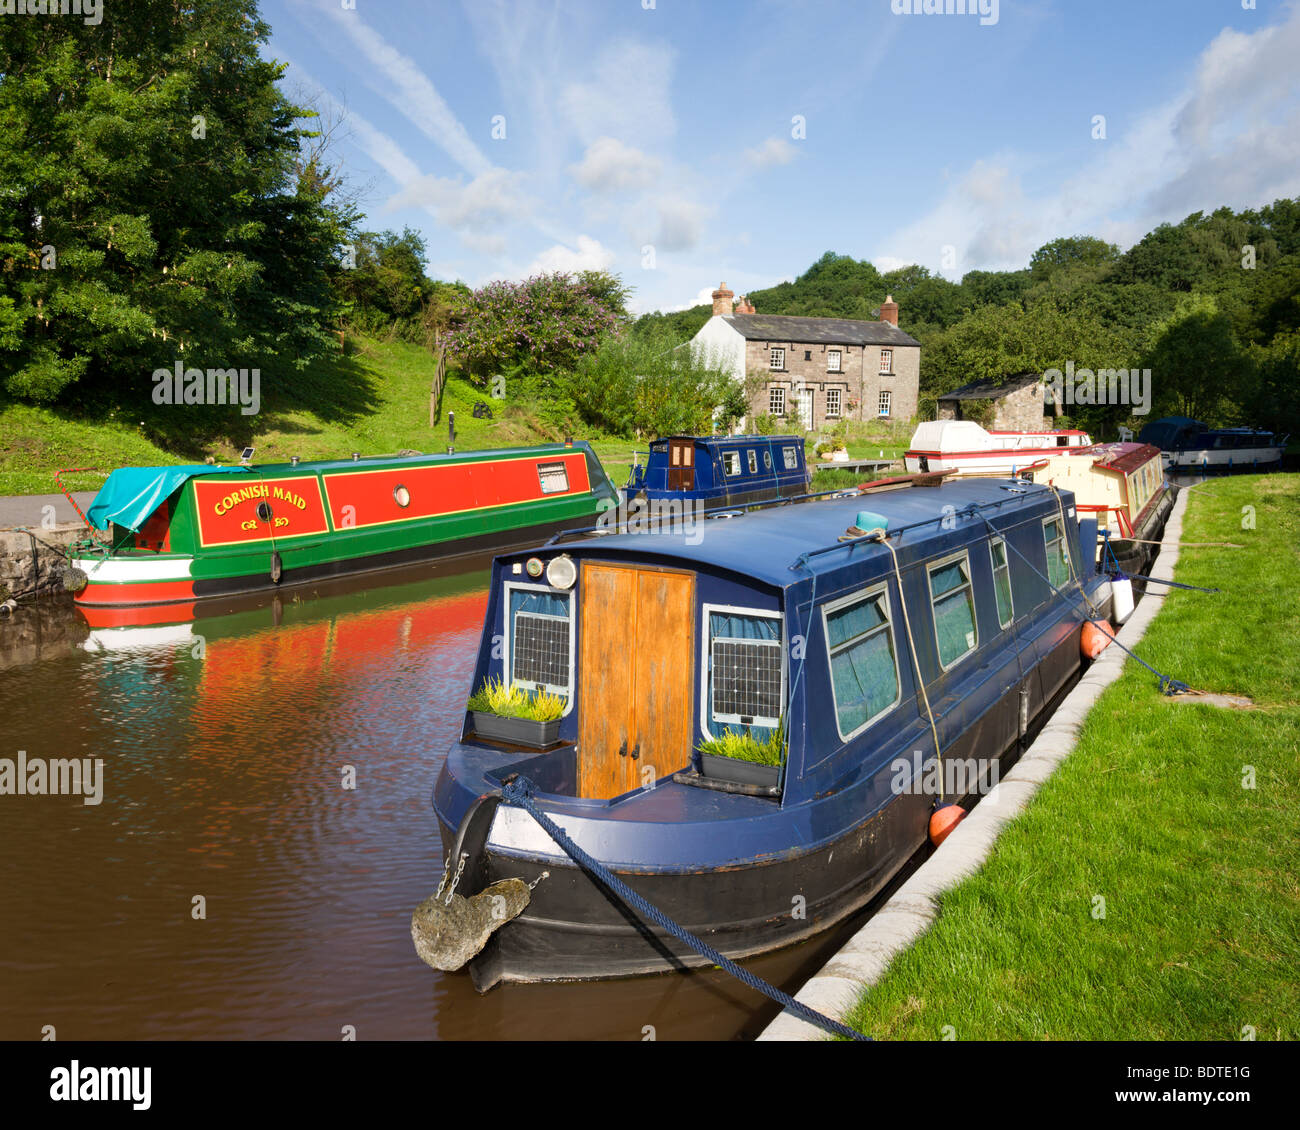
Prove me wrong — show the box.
[499,775,870,1042]
[964,505,1193,697]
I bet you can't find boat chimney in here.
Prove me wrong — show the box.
[352,452,360,461]
[880,294,899,327]
[712,281,734,317]
[448,410,456,455]
[290,455,300,466]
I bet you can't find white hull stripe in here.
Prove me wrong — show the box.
[70,556,195,583]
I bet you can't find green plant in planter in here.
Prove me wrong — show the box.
[467,677,565,721]
[697,723,787,766]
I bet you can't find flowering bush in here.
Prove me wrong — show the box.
[443,270,630,388]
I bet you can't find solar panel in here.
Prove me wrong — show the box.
[513,611,569,692]
[711,638,782,725]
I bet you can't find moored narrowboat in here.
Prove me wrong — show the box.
[425,477,1113,989]
[1136,416,1287,471]
[904,420,1094,475]
[622,434,810,512]
[68,443,619,611]
[1019,441,1176,577]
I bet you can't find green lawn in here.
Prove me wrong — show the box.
[842,474,1300,1040]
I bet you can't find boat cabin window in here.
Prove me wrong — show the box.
[722,451,742,477]
[782,446,799,470]
[822,587,900,739]
[747,450,758,474]
[1043,517,1071,589]
[763,450,773,470]
[989,538,1013,628]
[505,585,573,700]
[927,552,977,669]
[537,461,569,495]
[704,608,783,738]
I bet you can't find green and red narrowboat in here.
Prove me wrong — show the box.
[69,443,618,614]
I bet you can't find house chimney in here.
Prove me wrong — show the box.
[712,281,734,317]
[880,294,899,327]
[735,295,755,314]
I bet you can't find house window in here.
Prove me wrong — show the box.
[878,390,892,417]
[823,586,900,739]
[747,450,758,474]
[804,350,812,362]
[927,553,977,669]
[506,586,573,700]
[722,451,742,477]
[1043,517,1071,589]
[705,608,783,737]
[769,386,786,416]
[782,446,799,470]
[825,388,842,418]
[989,538,1013,628]
[879,349,893,374]
[770,347,786,370]
[827,350,842,373]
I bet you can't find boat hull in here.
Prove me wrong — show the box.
[1162,446,1284,471]
[438,621,1096,989]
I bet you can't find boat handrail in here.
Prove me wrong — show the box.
[541,487,855,546]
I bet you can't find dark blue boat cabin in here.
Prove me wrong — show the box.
[431,477,1113,987]
[624,434,810,510]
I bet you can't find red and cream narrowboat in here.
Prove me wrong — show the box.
[903,420,1093,476]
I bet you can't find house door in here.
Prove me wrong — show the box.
[577,562,696,799]
[795,388,813,431]
[667,439,695,491]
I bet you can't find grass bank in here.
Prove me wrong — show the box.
[842,473,1300,1040]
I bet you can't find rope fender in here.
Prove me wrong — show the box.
[498,774,870,1042]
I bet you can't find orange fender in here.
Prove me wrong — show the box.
[1081,619,1116,659]
[929,804,965,847]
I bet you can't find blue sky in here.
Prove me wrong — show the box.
[263,0,1300,313]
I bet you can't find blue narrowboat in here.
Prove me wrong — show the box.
[623,434,811,511]
[425,477,1113,988]
[1137,416,1288,471]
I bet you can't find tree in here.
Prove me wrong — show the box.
[444,271,630,392]
[0,0,351,406]
[1141,294,1254,423]
[1029,235,1121,282]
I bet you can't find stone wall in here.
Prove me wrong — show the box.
[0,525,86,599]
[937,383,1052,430]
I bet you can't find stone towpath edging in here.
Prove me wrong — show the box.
[757,488,1192,1041]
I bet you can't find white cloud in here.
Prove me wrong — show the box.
[873,5,1300,277]
[652,197,710,253]
[387,168,531,235]
[527,235,616,275]
[561,39,677,149]
[318,2,492,177]
[744,137,797,168]
[570,137,662,193]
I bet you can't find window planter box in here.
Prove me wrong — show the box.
[470,711,560,748]
[698,751,781,788]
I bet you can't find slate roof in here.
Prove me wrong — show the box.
[937,372,1043,401]
[722,313,920,348]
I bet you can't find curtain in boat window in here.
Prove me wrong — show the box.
[826,592,898,736]
[707,611,781,739]
[1043,519,1071,589]
[508,588,572,695]
[930,558,976,667]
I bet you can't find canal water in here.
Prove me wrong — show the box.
[0,562,912,1041]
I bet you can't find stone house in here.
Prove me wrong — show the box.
[936,372,1060,431]
[689,283,921,431]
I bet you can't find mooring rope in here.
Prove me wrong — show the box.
[498,774,871,1042]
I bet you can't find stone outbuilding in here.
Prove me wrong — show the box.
[936,372,1060,431]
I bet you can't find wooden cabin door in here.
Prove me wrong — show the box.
[577,562,695,798]
[667,439,696,491]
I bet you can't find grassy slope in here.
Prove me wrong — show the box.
[841,474,1300,1040]
[0,337,642,495]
